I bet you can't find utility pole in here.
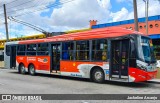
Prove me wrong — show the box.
[3,4,9,42]
[133,0,139,31]
[145,0,149,35]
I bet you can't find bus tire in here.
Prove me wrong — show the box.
[28,64,36,76]
[18,67,21,73]
[19,64,26,74]
[91,68,104,83]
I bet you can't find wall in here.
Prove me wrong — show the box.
[92,15,160,35]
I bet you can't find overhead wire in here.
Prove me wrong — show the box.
[4,0,76,37]
[0,18,5,25]
[14,0,76,17]
[0,0,20,7]
[0,0,75,17]
[0,18,4,25]
[5,0,20,5]
[0,18,4,21]
[9,19,11,38]
[8,16,50,36]
[0,0,55,16]
[6,0,35,9]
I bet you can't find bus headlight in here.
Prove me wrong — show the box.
[137,63,147,71]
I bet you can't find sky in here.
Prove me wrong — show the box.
[0,0,160,39]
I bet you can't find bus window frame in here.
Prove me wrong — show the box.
[37,43,49,56]
[17,44,26,56]
[91,39,108,62]
[26,44,37,56]
[62,41,74,60]
[75,40,90,61]
[5,45,11,56]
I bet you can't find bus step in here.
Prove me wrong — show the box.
[111,75,128,79]
[51,70,60,74]
[111,77,128,82]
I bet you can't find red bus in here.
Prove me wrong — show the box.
[4,27,157,83]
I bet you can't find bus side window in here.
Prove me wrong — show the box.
[6,45,11,56]
[37,43,49,55]
[129,39,136,67]
[26,44,37,56]
[76,41,89,60]
[17,45,26,56]
[130,39,136,58]
[92,39,107,61]
[62,42,74,60]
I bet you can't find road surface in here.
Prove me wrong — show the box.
[0,69,160,103]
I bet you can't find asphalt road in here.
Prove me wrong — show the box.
[0,68,160,94]
[0,69,160,103]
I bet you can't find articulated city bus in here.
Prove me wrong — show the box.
[4,27,157,83]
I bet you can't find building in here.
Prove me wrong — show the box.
[90,15,160,59]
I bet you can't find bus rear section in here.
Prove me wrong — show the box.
[4,42,17,69]
[16,43,50,75]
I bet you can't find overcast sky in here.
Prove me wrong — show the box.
[0,0,160,39]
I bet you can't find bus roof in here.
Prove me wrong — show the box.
[12,27,146,45]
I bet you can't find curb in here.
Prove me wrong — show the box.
[146,79,160,84]
[0,67,7,69]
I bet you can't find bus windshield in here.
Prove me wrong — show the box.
[139,37,156,63]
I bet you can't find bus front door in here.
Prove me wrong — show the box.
[10,46,16,68]
[51,44,60,72]
[110,39,129,81]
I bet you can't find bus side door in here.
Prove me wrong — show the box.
[110,39,129,80]
[10,46,16,68]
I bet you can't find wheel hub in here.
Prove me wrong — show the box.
[21,65,25,73]
[30,66,34,74]
[95,71,102,80]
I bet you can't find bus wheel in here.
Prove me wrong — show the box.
[92,68,104,83]
[19,64,26,74]
[29,64,35,76]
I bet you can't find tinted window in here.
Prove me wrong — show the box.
[130,40,136,58]
[37,43,49,55]
[17,45,26,51]
[92,39,107,61]
[62,42,74,60]
[76,41,89,60]
[17,45,26,55]
[26,44,36,56]
[5,45,11,56]
[27,44,36,51]
[37,43,48,51]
